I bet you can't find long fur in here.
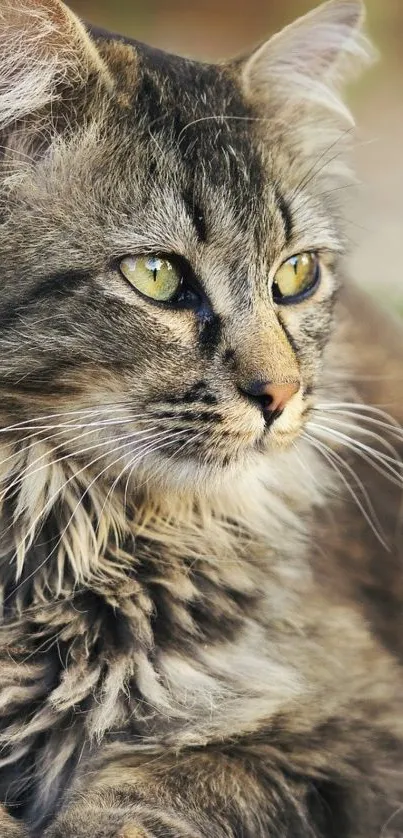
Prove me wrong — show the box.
[0,2,402,837]
[0,0,112,132]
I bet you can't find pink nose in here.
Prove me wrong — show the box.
[257,382,299,413]
[240,380,299,421]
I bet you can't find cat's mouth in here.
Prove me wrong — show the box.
[122,398,307,489]
[69,388,308,493]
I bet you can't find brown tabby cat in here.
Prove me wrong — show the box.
[0,0,402,835]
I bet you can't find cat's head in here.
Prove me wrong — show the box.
[0,0,373,493]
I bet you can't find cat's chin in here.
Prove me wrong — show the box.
[129,451,252,496]
[127,430,302,496]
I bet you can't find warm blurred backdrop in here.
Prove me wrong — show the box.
[69,0,403,313]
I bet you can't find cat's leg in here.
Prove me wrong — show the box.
[44,802,195,838]
[42,749,306,838]
[41,748,371,838]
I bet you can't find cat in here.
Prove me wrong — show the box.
[0,0,402,835]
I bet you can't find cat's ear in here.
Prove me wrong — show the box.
[240,0,374,123]
[0,0,113,134]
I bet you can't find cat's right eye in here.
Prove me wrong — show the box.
[119,256,182,302]
[272,252,320,305]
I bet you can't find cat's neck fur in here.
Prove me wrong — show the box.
[0,432,326,604]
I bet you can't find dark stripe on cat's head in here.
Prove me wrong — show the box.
[183,192,208,243]
[275,187,293,244]
[0,272,90,333]
[88,22,267,215]
[198,313,222,355]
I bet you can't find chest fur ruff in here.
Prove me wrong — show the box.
[0,444,398,821]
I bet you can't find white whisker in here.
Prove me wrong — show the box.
[302,431,389,551]
[101,429,200,521]
[311,413,403,458]
[10,431,189,597]
[315,402,403,435]
[129,429,206,499]
[0,403,135,434]
[0,412,152,435]
[5,429,175,589]
[307,422,403,488]
[292,441,328,496]
[0,417,139,487]
[0,424,160,504]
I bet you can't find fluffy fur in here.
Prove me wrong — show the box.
[0,1,402,836]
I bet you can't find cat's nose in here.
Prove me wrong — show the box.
[240,380,299,423]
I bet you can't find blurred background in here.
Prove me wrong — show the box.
[69,0,403,314]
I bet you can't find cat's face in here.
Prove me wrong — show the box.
[0,0,370,490]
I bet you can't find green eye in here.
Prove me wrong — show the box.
[119,255,182,302]
[272,252,320,304]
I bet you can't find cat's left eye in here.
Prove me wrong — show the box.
[272,252,320,304]
[119,256,182,302]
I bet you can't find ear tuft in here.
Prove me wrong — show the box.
[0,0,113,132]
[241,0,376,124]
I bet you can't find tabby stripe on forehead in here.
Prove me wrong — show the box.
[183,192,207,243]
[275,187,293,243]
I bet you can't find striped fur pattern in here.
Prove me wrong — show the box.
[0,1,402,836]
